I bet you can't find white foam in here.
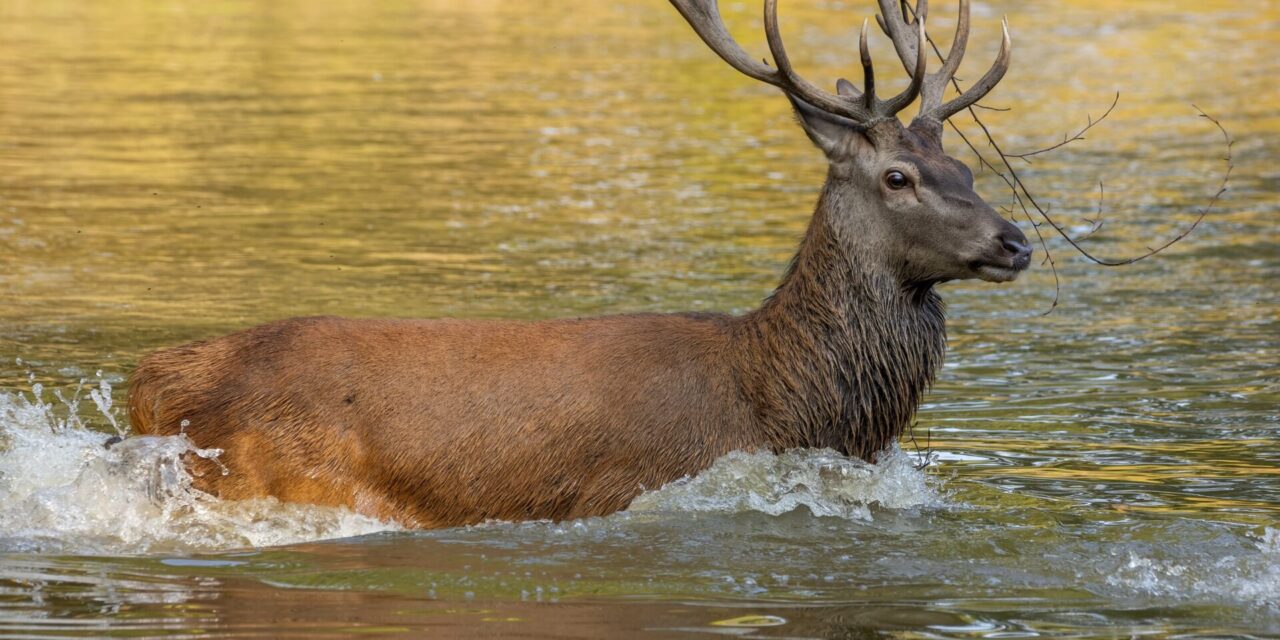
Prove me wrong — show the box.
[0,383,397,555]
[1104,527,1280,610]
[0,375,939,553]
[629,446,939,520]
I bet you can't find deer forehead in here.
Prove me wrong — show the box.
[837,123,972,189]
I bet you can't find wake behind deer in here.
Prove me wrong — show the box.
[128,0,1031,528]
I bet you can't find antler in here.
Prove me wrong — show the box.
[670,0,927,126]
[876,0,1011,125]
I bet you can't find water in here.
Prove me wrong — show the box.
[0,0,1277,636]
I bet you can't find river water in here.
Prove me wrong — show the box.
[0,0,1276,636]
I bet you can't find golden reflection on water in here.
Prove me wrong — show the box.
[0,0,1277,636]
[0,0,1274,339]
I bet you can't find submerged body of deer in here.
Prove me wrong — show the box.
[129,0,1032,528]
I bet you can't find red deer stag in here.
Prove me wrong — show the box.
[128,0,1029,528]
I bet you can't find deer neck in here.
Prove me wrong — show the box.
[735,188,947,460]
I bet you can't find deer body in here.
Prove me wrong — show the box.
[129,190,947,527]
[132,314,753,526]
[129,0,1029,528]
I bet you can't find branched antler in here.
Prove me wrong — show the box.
[876,0,1010,138]
[670,0,928,125]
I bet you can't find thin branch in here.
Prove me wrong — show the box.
[1013,106,1232,267]
[946,113,1064,312]
[1072,181,1106,242]
[1005,92,1120,162]
[903,420,934,470]
[908,3,1231,312]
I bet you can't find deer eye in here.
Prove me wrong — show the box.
[885,170,911,190]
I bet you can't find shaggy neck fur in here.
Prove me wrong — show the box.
[733,186,947,460]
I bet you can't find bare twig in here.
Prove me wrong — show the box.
[906,4,1231,313]
[1005,92,1120,162]
[1072,180,1106,242]
[947,107,1066,312]
[1009,105,1232,267]
[903,420,934,469]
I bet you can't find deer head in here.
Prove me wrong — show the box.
[671,0,1031,284]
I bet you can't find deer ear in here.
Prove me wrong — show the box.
[787,94,863,158]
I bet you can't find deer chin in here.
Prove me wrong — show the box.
[974,263,1025,283]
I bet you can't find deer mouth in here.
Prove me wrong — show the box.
[975,263,1025,283]
[973,248,1032,282]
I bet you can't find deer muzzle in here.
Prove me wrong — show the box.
[974,221,1032,282]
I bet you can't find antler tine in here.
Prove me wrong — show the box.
[870,0,935,117]
[762,0,874,120]
[928,17,1010,121]
[932,0,970,101]
[908,0,969,115]
[670,0,931,126]
[669,0,876,123]
[852,7,927,119]
[876,16,928,116]
[859,18,875,108]
[669,0,785,85]
[875,0,923,71]
[876,0,1010,125]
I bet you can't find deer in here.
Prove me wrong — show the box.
[127,0,1030,529]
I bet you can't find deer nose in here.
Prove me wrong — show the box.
[999,226,1033,267]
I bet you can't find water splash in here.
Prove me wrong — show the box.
[0,381,397,555]
[629,447,939,520]
[1103,526,1280,611]
[87,371,124,436]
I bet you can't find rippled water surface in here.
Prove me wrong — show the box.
[1,0,1277,636]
